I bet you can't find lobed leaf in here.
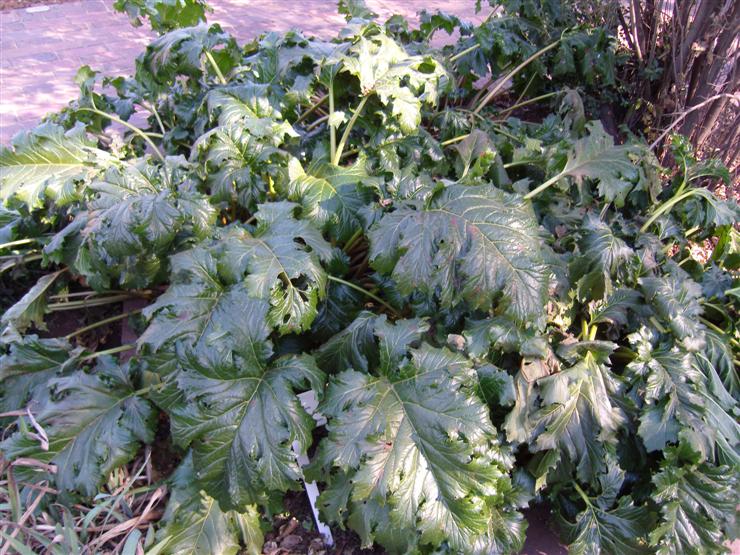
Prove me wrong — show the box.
[316,315,522,552]
[0,122,109,209]
[1,357,155,498]
[165,340,324,509]
[151,452,263,555]
[649,454,738,555]
[285,157,378,242]
[370,183,549,324]
[0,335,83,415]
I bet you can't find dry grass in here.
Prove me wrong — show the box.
[0,449,168,554]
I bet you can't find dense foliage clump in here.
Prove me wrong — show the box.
[1,0,738,553]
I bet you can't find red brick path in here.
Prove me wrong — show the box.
[0,0,484,142]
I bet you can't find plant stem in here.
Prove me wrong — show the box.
[205,51,227,85]
[490,123,524,143]
[441,134,470,146]
[340,148,359,160]
[132,383,164,398]
[65,308,143,340]
[47,294,134,311]
[334,95,369,165]
[0,238,38,251]
[639,189,698,233]
[503,159,535,169]
[144,101,166,135]
[493,72,538,123]
[327,275,399,316]
[573,482,593,507]
[473,39,560,116]
[50,290,130,300]
[78,108,166,163]
[329,81,337,163]
[0,254,43,273]
[523,171,564,200]
[449,43,480,63]
[295,94,328,125]
[83,343,136,361]
[649,316,667,334]
[6,468,21,523]
[343,228,363,253]
[699,317,725,335]
[305,114,329,131]
[497,90,560,119]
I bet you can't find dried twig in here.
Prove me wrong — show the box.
[649,92,740,150]
[0,485,47,555]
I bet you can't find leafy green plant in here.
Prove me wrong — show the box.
[1,1,738,553]
[114,0,210,33]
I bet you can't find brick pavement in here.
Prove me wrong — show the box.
[0,0,485,142]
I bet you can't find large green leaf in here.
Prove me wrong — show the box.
[87,161,213,252]
[342,34,448,133]
[695,329,739,403]
[136,23,238,86]
[627,334,709,456]
[588,288,642,327]
[310,276,364,342]
[314,310,379,373]
[640,267,704,340]
[316,315,522,552]
[0,122,108,209]
[1,270,64,333]
[337,0,377,20]
[558,496,652,555]
[151,453,263,555]
[166,340,324,509]
[505,344,624,483]
[114,0,209,34]
[1,358,155,498]
[679,187,740,230]
[139,248,269,353]
[44,159,215,290]
[650,454,738,555]
[463,314,548,360]
[285,157,378,242]
[534,121,644,205]
[0,336,82,414]
[369,184,549,324]
[220,202,332,334]
[191,125,285,211]
[0,206,21,242]
[205,86,296,144]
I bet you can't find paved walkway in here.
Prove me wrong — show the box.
[0,0,484,142]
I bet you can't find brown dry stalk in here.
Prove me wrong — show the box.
[649,92,740,150]
[92,487,166,550]
[0,485,47,555]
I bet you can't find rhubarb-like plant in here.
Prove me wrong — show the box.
[1,1,738,553]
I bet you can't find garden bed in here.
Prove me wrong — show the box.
[1,0,738,553]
